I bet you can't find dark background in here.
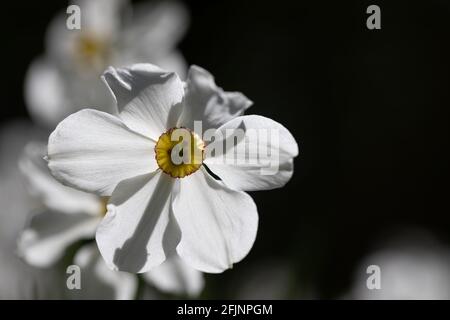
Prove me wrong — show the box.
[1,0,450,298]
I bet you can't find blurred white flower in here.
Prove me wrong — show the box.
[17,142,204,299]
[347,233,450,300]
[46,63,299,274]
[0,122,63,299]
[25,0,189,127]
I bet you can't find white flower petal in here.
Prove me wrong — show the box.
[178,65,253,131]
[155,50,188,80]
[75,0,124,37]
[44,13,78,67]
[71,244,138,300]
[24,58,69,127]
[204,115,299,191]
[20,142,101,215]
[25,57,116,128]
[143,255,204,297]
[121,50,188,80]
[102,64,184,139]
[17,211,100,268]
[122,1,189,61]
[48,109,157,196]
[96,171,179,273]
[173,167,258,273]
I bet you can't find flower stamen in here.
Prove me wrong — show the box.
[155,128,205,178]
[75,34,110,69]
[99,197,110,216]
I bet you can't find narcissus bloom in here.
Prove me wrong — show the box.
[25,0,189,127]
[47,63,299,273]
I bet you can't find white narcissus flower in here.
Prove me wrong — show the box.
[17,142,204,299]
[46,63,299,273]
[25,0,189,127]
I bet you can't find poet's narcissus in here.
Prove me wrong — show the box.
[46,63,299,274]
